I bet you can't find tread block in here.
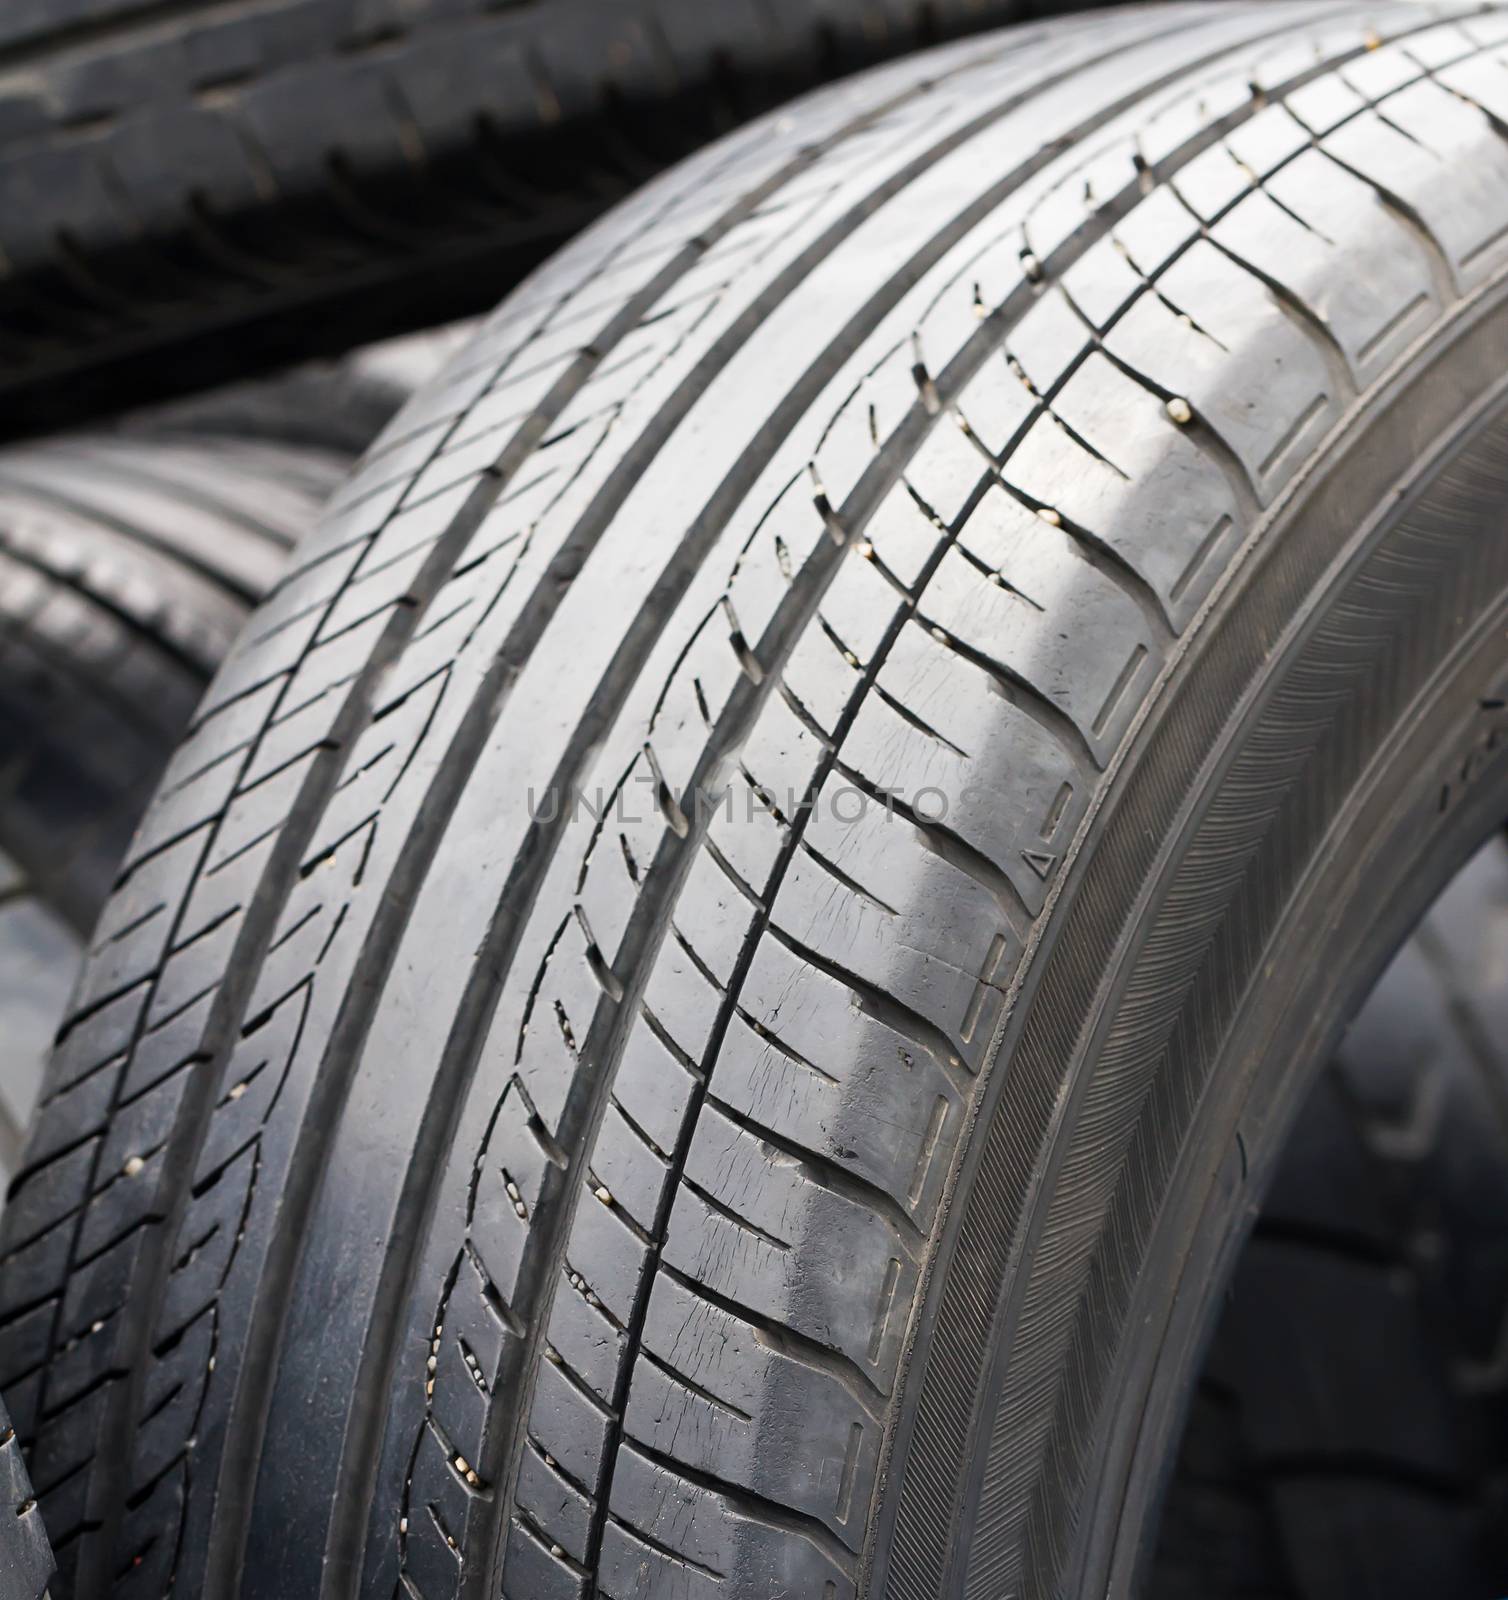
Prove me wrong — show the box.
[529,1345,617,1492]
[629,1270,881,1548]
[515,1445,596,1567]
[663,1104,918,1387]
[603,1443,856,1600]
[470,1080,559,1306]
[846,618,1087,915]
[0,1393,53,1599]
[1324,80,1508,286]
[773,778,1019,1068]
[1105,239,1339,497]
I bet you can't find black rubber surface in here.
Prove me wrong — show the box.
[0,330,462,1195]
[117,321,479,459]
[0,356,432,1185]
[0,0,1091,434]
[5,5,1508,1599]
[0,350,425,1136]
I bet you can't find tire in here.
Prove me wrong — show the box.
[0,0,1082,436]
[7,4,1508,1598]
[0,431,346,933]
[1153,836,1508,1597]
[0,341,462,1600]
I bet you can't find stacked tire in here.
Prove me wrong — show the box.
[0,0,1057,431]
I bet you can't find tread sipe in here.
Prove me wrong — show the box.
[6,6,1508,1599]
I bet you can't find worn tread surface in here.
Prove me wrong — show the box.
[0,0,1096,432]
[6,5,1508,1598]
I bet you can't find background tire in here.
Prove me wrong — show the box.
[1154,836,1508,1598]
[117,324,480,460]
[5,5,1508,1598]
[0,0,1082,434]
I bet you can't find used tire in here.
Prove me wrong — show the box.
[7,4,1508,1597]
[0,0,1084,433]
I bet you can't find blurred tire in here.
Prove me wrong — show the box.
[0,0,1092,431]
